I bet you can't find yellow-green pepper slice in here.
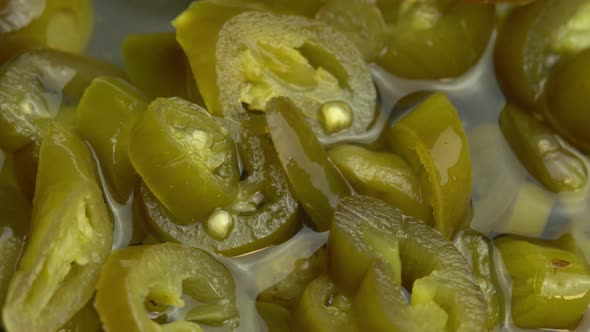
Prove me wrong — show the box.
[95,243,239,332]
[0,154,32,325]
[128,97,240,224]
[375,0,495,80]
[78,76,149,203]
[58,302,102,332]
[494,0,590,111]
[499,103,588,192]
[495,235,590,330]
[2,124,113,332]
[0,49,124,152]
[330,195,487,332]
[139,123,300,256]
[256,302,292,332]
[121,33,204,105]
[0,0,93,62]
[174,1,376,140]
[389,93,472,238]
[266,97,351,231]
[454,230,504,331]
[328,144,431,221]
[544,48,590,153]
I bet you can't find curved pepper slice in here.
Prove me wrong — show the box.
[0,0,93,62]
[545,48,590,153]
[293,274,358,332]
[0,49,124,152]
[0,155,32,320]
[499,103,588,192]
[2,124,113,332]
[454,231,504,331]
[174,1,376,140]
[330,195,487,332]
[59,302,102,332]
[328,144,431,221]
[389,93,472,238]
[494,0,590,111]
[95,243,239,332]
[495,235,590,330]
[266,97,351,231]
[121,33,204,105]
[375,0,495,79]
[78,76,149,203]
[256,302,292,332]
[128,97,240,224]
[140,124,300,256]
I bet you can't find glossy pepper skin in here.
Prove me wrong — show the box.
[266,97,351,231]
[121,33,204,105]
[0,155,32,323]
[494,0,590,112]
[389,93,472,238]
[78,76,149,203]
[174,1,376,141]
[544,48,590,154]
[495,235,590,330]
[499,103,588,192]
[328,144,431,221]
[328,195,487,332]
[454,230,504,331]
[0,0,94,63]
[0,50,124,152]
[128,97,240,224]
[139,123,301,256]
[2,124,113,332]
[95,243,239,332]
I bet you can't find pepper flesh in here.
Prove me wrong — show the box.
[389,93,472,238]
[95,243,239,332]
[266,97,351,231]
[78,76,149,203]
[2,124,113,332]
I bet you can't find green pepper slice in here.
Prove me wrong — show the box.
[454,230,504,331]
[95,243,239,332]
[499,103,588,192]
[389,93,472,238]
[59,301,102,332]
[330,195,487,332]
[494,0,590,111]
[0,155,32,323]
[78,76,149,203]
[495,235,590,330]
[328,144,431,221]
[0,0,93,62]
[174,1,376,140]
[0,49,124,152]
[139,123,300,256]
[293,274,358,332]
[375,0,495,80]
[121,33,204,105]
[266,97,351,231]
[544,48,590,153]
[2,123,113,332]
[256,302,292,332]
[128,97,240,224]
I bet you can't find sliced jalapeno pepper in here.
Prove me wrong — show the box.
[121,33,204,105]
[389,93,472,238]
[266,97,351,231]
[328,144,431,221]
[495,235,590,330]
[499,103,587,192]
[78,76,149,203]
[0,0,93,62]
[95,243,239,332]
[128,97,240,224]
[330,195,487,332]
[0,50,124,152]
[174,1,377,140]
[2,124,113,332]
